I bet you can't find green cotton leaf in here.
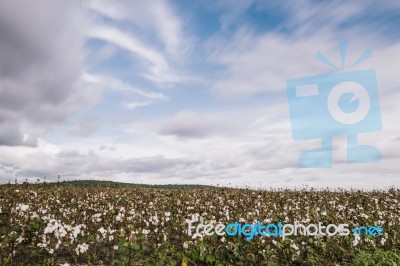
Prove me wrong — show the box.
[0,224,12,235]
[132,243,140,251]
[0,213,10,221]
[181,256,189,266]
[11,225,21,233]
[206,255,216,263]
[158,256,165,265]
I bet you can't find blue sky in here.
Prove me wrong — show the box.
[0,0,399,188]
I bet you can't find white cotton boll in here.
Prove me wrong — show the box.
[44,224,56,235]
[353,234,361,246]
[16,203,29,212]
[98,227,106,235]
[55,240,61,250]
[75,243,89,255]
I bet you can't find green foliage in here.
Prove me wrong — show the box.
[354,249,400,266]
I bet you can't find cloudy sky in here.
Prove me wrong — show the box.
[0,0,399,188]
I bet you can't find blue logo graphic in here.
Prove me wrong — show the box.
[287,40,382,168]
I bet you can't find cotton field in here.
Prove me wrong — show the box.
[0,183,399,265]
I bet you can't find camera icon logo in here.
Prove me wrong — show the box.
[287,40,382,168]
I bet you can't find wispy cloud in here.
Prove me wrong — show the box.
[122,101,152,110]
[88,26,170,80]
[82,73,168,101]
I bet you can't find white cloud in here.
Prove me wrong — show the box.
[85,0,191,83]
[160,111,219,138]
[67,115,99,137]
[86,0,126,20]
[0,0,98,146]
[37,139,61,154]
[86,0,187,54]
[88,25,168,75]
[206,0,400,99]
[208,32,332,98]
[1,0,399,189]
[123,101,152,110]
[151,1,186,56]
[82,73,168,101]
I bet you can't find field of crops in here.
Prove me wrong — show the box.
[0,182,399,265]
